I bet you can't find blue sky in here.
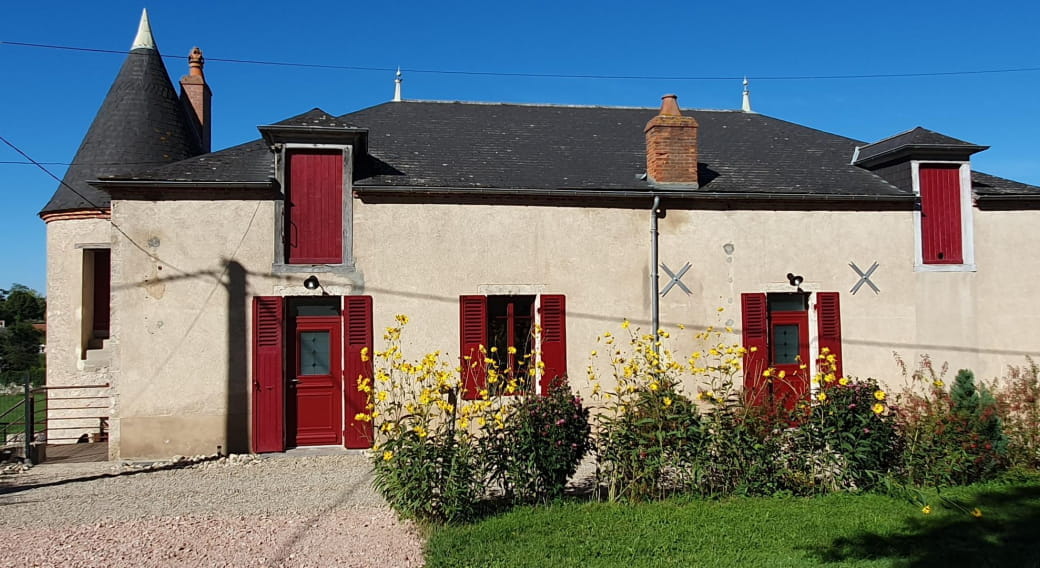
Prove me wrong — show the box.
[2,0,1038,294]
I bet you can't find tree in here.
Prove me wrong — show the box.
[0,284,46,324]
[0,322,43,372]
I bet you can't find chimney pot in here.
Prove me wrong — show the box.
[188,46,205,78]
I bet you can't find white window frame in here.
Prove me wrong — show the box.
[911,160,976,272]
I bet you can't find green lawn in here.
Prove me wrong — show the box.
[427,477,1040,567]
[0,392,46,439]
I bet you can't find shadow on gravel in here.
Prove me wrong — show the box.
[0,455,223,496]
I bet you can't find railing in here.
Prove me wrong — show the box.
[39,383,110,444]
[0,378,109,464]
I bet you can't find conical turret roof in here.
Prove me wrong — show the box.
[41,10,203,214]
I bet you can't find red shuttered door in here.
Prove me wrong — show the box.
[741,293,769,407]
[343,296,374,449]
[539,295,567,394]
[919,165,963,264]
[816,292,843,379]
[286,151,343,264]
[252,296,285,453]
[460,296,488,400]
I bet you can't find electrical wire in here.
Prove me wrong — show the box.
[3,39,1040,81]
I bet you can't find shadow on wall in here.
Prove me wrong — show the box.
[226,260,248,454]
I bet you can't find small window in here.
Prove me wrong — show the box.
[285,151,343,264]
[919,164,964,264]
[460,294,567,398]
[81,248,110,358]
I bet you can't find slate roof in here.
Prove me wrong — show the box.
[854,126,988,167]
[41,46,203,214]
[82,100,1040,201]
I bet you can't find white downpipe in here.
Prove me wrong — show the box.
[650,195,661,356]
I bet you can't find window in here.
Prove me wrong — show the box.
[913,162,975,270]
[285,150,343,264]
[460,294,567,399]
[81,248,110,358]
[741,291,842,409]
[919,164,963,264]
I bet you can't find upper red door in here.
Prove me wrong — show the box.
[286,151,343,264]
[288,316,343,446]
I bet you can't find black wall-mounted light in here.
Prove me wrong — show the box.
[303,275,320,290]
[786,273,804,288]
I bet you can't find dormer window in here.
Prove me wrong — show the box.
[285,150,344,264]
[853,127,985,273]
[259,116,368,273]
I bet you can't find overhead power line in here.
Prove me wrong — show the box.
[3,39,1040,81]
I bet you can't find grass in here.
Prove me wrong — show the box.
[0,392,47,439]
[426,475,1040,567]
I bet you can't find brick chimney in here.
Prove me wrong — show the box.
[180,47,212,153]
[645,94,698,188]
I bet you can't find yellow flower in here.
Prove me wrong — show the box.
[763,369,773,378]
[922,505,932,515]
[821,347,831,355]
[933,380,945,388]
[413,425,428,438]
[395,314,409,325]
[717,307,725,312]
[663,397,673,407]
[376,390,388,402]
[354,413,371,422]
[778,370,786,379]
[872,403,885,414]
[971,508,983,518]
[817,392,827,402]
[621,320,630,329]
[749,346,758,353]
[360,347,370,362]
[507,346,517,355]
[838,377,850,386]
[382,450,394,461]
[874,390,887,401]
[590,350,598,357]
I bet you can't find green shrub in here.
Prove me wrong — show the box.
[989,359,1040,470]
[491,383,591,504]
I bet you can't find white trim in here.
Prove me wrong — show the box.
[911,160,977,272]
[477,284,546,295]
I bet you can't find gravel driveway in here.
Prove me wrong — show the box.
[0,453,424,567]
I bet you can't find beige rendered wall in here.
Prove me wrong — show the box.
[101,194,1040,458]
[43,217,113,446]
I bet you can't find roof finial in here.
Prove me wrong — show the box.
[741,77,753,113]
[393,67,403,102]
[131,8,157,51]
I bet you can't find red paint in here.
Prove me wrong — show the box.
[286,151,342,264]
[816,292,843,378]
[289,316,342,446]
[920,165,963,264]
[252,296,285,453]
[460,295,488,399]
[741,293,768,407]
[769,310,810,411]
[343,296,373,449]
[538,295,567,394]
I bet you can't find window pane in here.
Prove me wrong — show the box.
[772,324,800,365]
[293,297,341,317]
[768,293,807,312]
[300,331,331,375]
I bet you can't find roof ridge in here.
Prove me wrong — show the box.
[393,99,745,112]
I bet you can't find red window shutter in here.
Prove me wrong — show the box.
[816,292,843,379]
[741,293,768,405]
[286,151,343,264]
[539,295,567,395]
[919,165,963,264]
[343,296,373,449]
[92,249,111,336]
[252,296,285,453]
[460,296,488,400]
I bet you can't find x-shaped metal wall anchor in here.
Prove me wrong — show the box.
[849,261,880,295]
[660,262,692,297]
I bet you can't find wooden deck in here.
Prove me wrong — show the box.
[41,442,109,464]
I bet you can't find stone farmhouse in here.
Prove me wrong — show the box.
[42,11,1040,458]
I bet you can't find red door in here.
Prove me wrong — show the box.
[288,316,343,446]
[769,310,810,410]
